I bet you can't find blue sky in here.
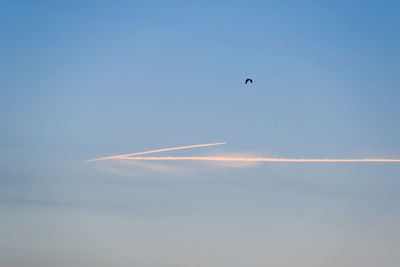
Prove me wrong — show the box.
[1,1,400,266]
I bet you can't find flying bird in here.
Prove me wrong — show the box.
[245,78,253,84]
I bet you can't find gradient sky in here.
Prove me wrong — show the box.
[1,1,400,266]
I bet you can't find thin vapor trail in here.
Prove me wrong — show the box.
[118,156,400,163]
[86,142,227,162]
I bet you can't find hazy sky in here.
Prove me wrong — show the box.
[1,1,400,266]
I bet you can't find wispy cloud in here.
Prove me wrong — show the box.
[95,160,192,176]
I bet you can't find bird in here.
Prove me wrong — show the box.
[245,78,253,84]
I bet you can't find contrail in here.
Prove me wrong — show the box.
[86,142,227,162]
[117,156,400,163]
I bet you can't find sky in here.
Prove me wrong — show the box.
[1,0,400,266]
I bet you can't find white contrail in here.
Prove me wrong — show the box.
[117,156,400,163]
[86,142,227,162]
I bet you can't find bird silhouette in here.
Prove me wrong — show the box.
[245,78,253,84]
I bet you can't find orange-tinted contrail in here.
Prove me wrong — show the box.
[86,142,227,162]
[118,156,400,163]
